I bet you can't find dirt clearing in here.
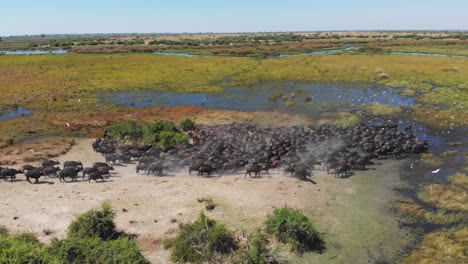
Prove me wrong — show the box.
[0,138,411,263]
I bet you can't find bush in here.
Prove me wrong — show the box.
[180,118,196,131]
[67,202,117,241]
[107,121,144,142]
[0,233,54,263]
[0,204,148,263]
[265,207,324,253]
[234,231,270,264]
[143,120,188,147]
[107,119,188,147]
[48,237,148,264]
[164,212,236,263]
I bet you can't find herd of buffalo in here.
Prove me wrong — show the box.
[0,121,428,184]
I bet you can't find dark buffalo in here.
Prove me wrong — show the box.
[0,168,22,181]
[92,162,111,169]
[59,167,81,182]
[88,172,105,183]
[43,167,60,177]
[63,161,83,168]
[97,166,113,176]
[21,164,37,172]
[25,169,44,184]
[82,167,97,180]
[197,165,214,177]
[147,163,164,176]
[245,165,262,178]
[41,160,60,167]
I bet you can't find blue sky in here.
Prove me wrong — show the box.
[1,0,467,36]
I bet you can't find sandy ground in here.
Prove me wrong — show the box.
[0,138,411,263]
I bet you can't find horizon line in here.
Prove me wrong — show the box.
[3,29,468,38]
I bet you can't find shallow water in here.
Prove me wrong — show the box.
[0,106,32,121]
[153,51,200,57]
[99,81,414,115]
[0,49,68,55]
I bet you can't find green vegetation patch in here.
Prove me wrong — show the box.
[180,118,196,131]
[0,203,147,264]
[48,236,147,264]
[448,173,468,189]
[233,231,272,264]
[67,202,117,241]
[265,207,324,253]
[107,119,189,147]
[361,103,403,116]
[163,212,236,263]
[0,232,53,263]
[400,227,468,264]
[106,120,144,142]
[317,112,361,127]
[418,183,467,212]
[393,198,464,225]
[417,87,468,107]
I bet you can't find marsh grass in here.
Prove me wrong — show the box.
[393,199,464,225]
[419,153,444,167]
[447,173,468,189]
[411,105,468,128]
[400,226,468,264]
[317,112,361,127]
[417,183,467,211]
[417,87,468,107]
[389,45,468,56]
[360,104,403,116]
[1,53,468,113]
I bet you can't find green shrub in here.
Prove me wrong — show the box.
[265,207,324,253]
[108,119,188,147]
[145,120,178,134]
[107,121,144,142]
[0,233,55,263]
[48,237,148,264]
[143,120,188,147]
[67,202,117,241]
[164,212,236,263]
[0,204,148,264]
[180,118,196,131]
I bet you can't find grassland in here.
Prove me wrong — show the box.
[0,52,467,144]
[1,53,467,111]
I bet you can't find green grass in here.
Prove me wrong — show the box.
[361,103,403,116]
[389,45,468,56]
